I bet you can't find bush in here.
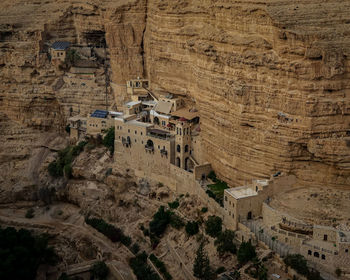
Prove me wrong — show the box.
[201,207,208,213]
[216,266,226,274]
[168,200,180,209]
[214,230,236,256]
[205,216,222,238]
[149,206,172,237]
[131,243,140,255]
[103,127,115,154]
[186,221,199,236]
[150,254,172,280]
[170,214,185,229]
[47,142,86,178]
[0,227,58,280]
[129,252,161,280]
[237,242,256,264]
[91,261,109,280]
[85,217,130,246]
[25,208,35,219]
[283,254,309,276]
[335,268,342,277]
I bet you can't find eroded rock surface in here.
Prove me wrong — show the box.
[0,0,350,188]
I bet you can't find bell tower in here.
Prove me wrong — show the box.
[175,118,192,170]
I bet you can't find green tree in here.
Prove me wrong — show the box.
[237,242,256,264]
[214,229,236,256]
[205,216,222,237]
[193,242,215,280]
[102,127,115,154]
[186,221,199,236]
[149,206,172,237]
[0,227,58,280]
[91,261,109,280]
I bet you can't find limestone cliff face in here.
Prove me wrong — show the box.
[0,0,349,188]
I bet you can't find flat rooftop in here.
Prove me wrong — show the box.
[225,186,257,199]
[128,119,153,127]
[125,101,141,107]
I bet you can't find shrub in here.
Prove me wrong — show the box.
[103,127,115,154]
[168,200,180,209]
[170,214,185,229]
[201,207,208,213]
[205,216,222,238]
[186,221,199,236]
[91,261,109,280]
[283,254,309,276]
[129,252,161,280]
[150,254,172,280]
[216,266,226,274]
[131,243,140,254]
[193,242,216,280]
[237,242,256,264]
[63,164,72,179]
[25,208,35,219]
[85,217,130,246]
[149,206,172,237]
[214,230,236,256]
[335,268,342,277]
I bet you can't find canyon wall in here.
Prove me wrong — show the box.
[0,0,349,188]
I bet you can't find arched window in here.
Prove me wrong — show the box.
[146,139,154,148]
[308,250,312,255]
[321,254,325,260]
[177,144,181,153]
[185,145,189,153]
[314,252,319,258]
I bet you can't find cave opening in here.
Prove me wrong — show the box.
[83,31,106,48]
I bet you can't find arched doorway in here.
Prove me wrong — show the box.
[185,157,190,170]
[176,157,181,167]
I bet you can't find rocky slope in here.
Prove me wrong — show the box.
[0,0,350,188]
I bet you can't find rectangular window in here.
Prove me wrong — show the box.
[324,235,328,241]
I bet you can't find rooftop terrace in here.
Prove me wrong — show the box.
[225,186,258,199]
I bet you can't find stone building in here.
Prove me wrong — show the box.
[114,79,206,180]
[68,116,86,142]
[86,110,120,136]
[50,41,70,62]
[223,175,350,275]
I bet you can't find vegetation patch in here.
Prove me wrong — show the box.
[129,252,161,280]
[205,216,222,238]
[48,141,87,178]
[283,254,323,280]
[168,199,180,209]
[0,227,58,280]
[150,254,172,280]
[91,261,109,280]
[206,171,229,206]
[186,221,199,236]
[193,242,216,280]
[85,217,132,247]
[237,242,256,264]
[214,229,236,256]
[102,127,115,154]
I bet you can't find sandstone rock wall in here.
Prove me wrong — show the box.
[0,0,349,188]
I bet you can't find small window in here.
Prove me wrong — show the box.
[345,249,349,253]
[225,196,227,201]
[229,211,231,216]
[229,201,231,205]
[324,234,328,241]
[141,132,143,135]
[135,139,137,143]
[128,129,130,133]
[177,145,181,153]
[119,136,120,139]
[232,213,234,218]
[142,141,144,144]
[321,254,325,260]
[314,252,319,258]
[308,250,312,255]
[135,130,137,134]
[256,186,258,192]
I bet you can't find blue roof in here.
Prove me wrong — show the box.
[91,110,108,118]
[51,41,71,50]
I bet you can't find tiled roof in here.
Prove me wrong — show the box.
[51,41,70,50]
